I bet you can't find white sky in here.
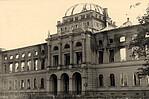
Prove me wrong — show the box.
[0,0,148,50]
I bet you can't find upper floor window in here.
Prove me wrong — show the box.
[87,22,90,26]
[28,52,31,57]
[110,74,115,86]
[133,73,140,86]
[53,46,59,51]
[120,36,126,42]
[76,52,82,64]
[16,54,19,59]
[99,40,103,45]
[35,51,38,56]
[132,34,137,41]
[21,62,25,71]
[64,44,70,49]
[27,61,32,71]
[27,79,30,89]
[9,81,12,90]
[10,55,13,60]
[76,42,82,47]
[75,17,78,21]
[109,38,113,44]
[4,65,7,73]
[98,51,103,64]
[41,78,44,89]
[34,59,38,70]
[14,80,17,90]
[99,74,104,86]
[41,59,45,69]
[120,48,126,61]
[34,79,37,89]
[4,56,7,60]
[15,62,19,72]
[109,50,114,62]
[145,32,149,37]
[64,53,70,66]
[9,63,13,73]
[53,55,58,66]
[22,53,25,58]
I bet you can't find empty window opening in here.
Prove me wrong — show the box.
[27,79,30,89]
[10,55,13,60]
[99,74,104,86]
[53,46,59,51]
[27,61,32,71]
[109,38,113,44]
[34,59,38,70]
[28,52,31,57]
[64,53,70,66]
[4,65,7,73]
[53,55,58,66]
[120,36,126,42]
[21,62,25,71]
[16,54,19,59]
[41,78,44,89]
[76,42,82,47]
[34,79,37,89]
[120,73,128,86]
[15,62,19,72]
[98,51,103,64]
[109,50,114,62]
[41,59,45,69]
[110,74,115,86]
[120,48,126,61]
[21,80,24,89]
[9,81,12,90]
[99,40,103,45]
[134,73,140,86]
[76,52,82,64]
[64,44,70,49]
[22,53,25,58]
[9,63,13,73]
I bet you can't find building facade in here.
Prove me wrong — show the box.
[0,3,149,99]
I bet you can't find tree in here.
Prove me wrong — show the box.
[129,6,149,77]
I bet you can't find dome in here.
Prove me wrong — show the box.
[65,3,104,16]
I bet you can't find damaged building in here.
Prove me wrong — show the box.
[0,3,149,99]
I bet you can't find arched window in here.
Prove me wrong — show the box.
[15,63,19,72]
[64,44,70,49]
[76,42,82,47]
[27,79,30,89]
[110,74,115,86]
[53,46,59,51]
[41,78,44,89]
[99,74,103,86]
[21,80,24,89]
[9,63,13,73]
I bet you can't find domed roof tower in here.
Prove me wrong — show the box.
[56,3,116,34]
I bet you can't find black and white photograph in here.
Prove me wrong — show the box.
[0,0,149,99]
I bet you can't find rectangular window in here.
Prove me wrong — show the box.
[120,48,126,61]
[34,59,38,70]
[120,73,128,86]
[109,50,114,62]
[76,52,82,64]
[27,61,32,71]
[64,53,70,65]
[41,59,45,69]
[98,51,103,64]
[9,63,13,73]
[133,73,141,86]
[53,55,58,66]
[21,62,25,71]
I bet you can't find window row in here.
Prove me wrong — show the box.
[4,51,38,60]
[3,78,45,90]
[4,59,45,73]
[53,42,82,51]
[53,52,82,66]
[98,73,141,87]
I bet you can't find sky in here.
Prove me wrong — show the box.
[0,0,148,50]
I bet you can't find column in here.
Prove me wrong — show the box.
[58,40,62,66]
[47,42,51,67]
[69,38,73,65]
[69,78,72,94]
[82,34,86,63]
[57,78,61,95]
